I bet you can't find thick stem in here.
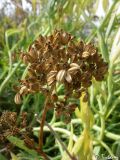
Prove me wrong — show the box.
[38,97,49,150]
[36,149,50,160]
[37,97,50,160]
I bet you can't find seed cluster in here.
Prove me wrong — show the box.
[0,111,34,149]
[0,111,18,142]
[15,30,108,122]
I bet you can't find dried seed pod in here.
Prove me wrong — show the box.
[65,72,72,83]
[47,72,57,86]
[48,71,57,77]
[56,70,66,82]
[19,86,28,95]
[14,93,22,104]
[70,63,80,68]
[68,67,80,74]
[82,51,90,58]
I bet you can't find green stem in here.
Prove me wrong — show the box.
[20,95,31,113]
[90,86,100,114]
[99,0,118,30]
[8,50,12,73]
[97,96,105,140]
[93,125,120,141]
[35,119,120,141]
[97,29,109,62]
[86,0,118,43]
[45,122,76,160]
[99,115,105,140]
[34,126,77,142]
[6,35,12,73]
[21,64,30,80]
[0,61,21,94]
[50,109,56,125]
[105,96,120,119]
[38,97,49,150]
[0,70,7,80]
[107,64,113,106]
[95,140,115,157]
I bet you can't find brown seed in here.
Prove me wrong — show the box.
[65,72,72,83]
[47,71,57,77]
[47,78,56,86]
[47,72,56,86]
[14,93,22,104]
[70,63,80,68]
[56,70,66,82]
[47,74,56,81]
[82,51,90,58]
[19,86,28,95]
[68,67,80,74]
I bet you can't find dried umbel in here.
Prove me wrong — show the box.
[15,30,108,121]
[0,111,18,141]
[0,111,35,150]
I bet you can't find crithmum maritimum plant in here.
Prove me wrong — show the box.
[14,30,107,159]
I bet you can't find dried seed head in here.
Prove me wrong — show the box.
[14,30,108,122]
[0,111,34,150]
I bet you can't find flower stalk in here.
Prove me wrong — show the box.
[38,97,49,150]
